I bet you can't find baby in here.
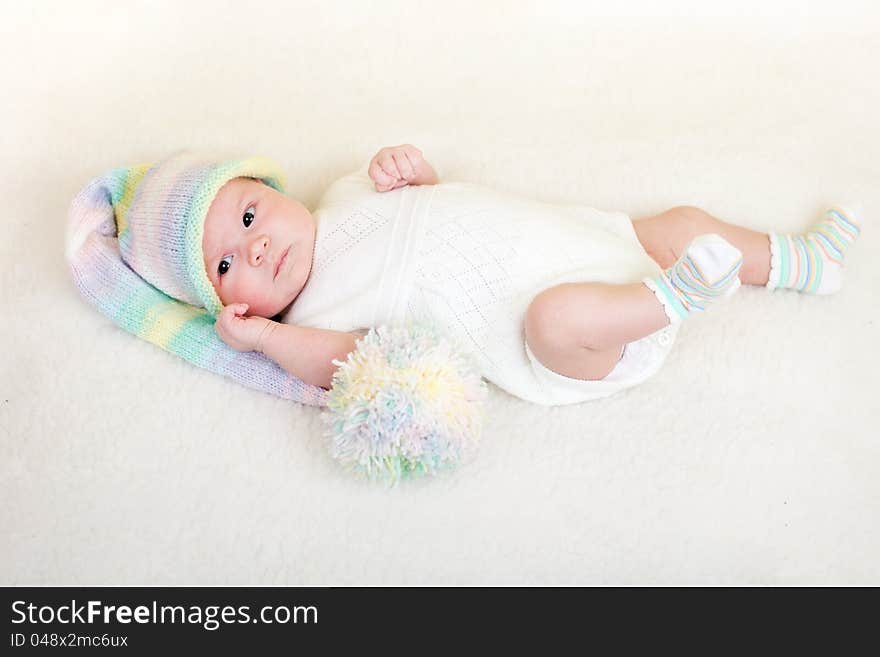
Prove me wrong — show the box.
[198,144,861,405]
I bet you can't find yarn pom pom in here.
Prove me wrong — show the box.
[323,323,487,485]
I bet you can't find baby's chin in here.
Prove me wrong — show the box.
[268,297,296,320]
[254,289,301,320]
[243,301,285,319]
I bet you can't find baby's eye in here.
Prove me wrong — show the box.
[218,255,232,277]
[243,205,256,228]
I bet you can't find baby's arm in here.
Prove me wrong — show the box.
[215,303,358,389]
[259,322,358,389]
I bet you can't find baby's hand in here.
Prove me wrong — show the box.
[369,144,426,192]
[214,303,277,353]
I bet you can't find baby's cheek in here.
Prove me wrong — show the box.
[247,286,279,316]
[221,281,245,308]
[216,277,248,309]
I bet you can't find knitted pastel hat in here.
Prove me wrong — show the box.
[66,150,327,405]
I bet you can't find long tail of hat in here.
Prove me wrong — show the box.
[65,167,328,406]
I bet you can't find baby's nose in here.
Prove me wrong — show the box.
[248,235,270,266]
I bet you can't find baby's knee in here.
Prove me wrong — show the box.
[668,205,717,237]
[523,290,553,351]
[524,284,597,353]
[524,288,567,354]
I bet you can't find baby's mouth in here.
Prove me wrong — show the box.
[274,246,291,280]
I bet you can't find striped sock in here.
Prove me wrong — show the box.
[766,205,861,295]
[643,233,743,324]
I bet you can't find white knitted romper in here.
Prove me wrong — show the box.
[282,163,678,405]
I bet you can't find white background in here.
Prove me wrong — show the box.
[1,0,878,584]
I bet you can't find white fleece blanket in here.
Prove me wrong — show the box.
[2,0,878,584]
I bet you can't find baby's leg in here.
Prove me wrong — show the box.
[632,206,770,285]
[632,204,862,293]
[525,204,862,381]
[525,233,743,380]
[525,281,669,380]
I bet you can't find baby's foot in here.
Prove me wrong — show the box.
[766,205,862,295]
[643,233,744,324]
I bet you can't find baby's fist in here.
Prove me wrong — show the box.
[369,144,424,192]
[214,303,276,353]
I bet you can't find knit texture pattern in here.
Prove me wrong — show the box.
[404,182,671,404]
[65,151,327,406]
[642,233,743,324]
[766,206,861,294]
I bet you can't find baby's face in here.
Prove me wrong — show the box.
[202,177,316,318]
